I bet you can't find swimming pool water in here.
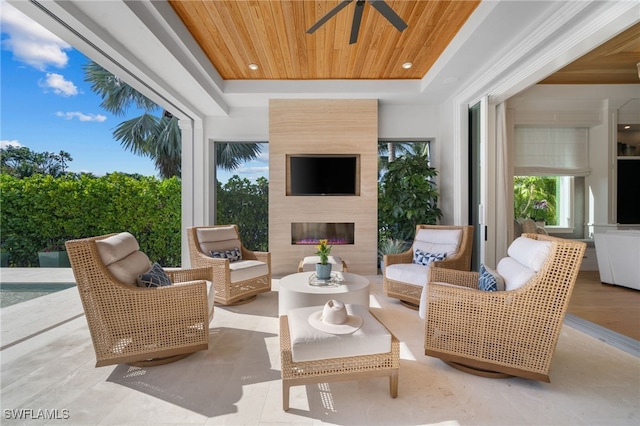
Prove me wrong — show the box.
[0,283,76,308]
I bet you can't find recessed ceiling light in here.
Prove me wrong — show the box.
[248,63,259,70]
[402,62,412,69]
[624,125,631,129]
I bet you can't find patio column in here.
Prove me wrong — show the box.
[180,118,207,267]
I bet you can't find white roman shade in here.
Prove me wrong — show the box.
[514,127,590,176]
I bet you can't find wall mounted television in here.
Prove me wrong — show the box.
[287,154,360,196]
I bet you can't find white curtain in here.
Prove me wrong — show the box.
[495,102,510,259]
[514,127,590,176]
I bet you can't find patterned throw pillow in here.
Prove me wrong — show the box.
[209,247,242,262]
[478,263,505,292]
[136,262,172,288]
[412,248,447,266]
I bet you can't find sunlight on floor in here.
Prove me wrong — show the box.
[400,341,417,361]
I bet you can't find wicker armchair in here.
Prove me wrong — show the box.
[187,225,271,305]
[383,225,473,307]
[424,234,586,382]
[65,232,214,367]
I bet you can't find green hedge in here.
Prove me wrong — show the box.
[216,176,269,252]
[0,173,182,267]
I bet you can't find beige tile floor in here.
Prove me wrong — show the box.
[1,268,639,425]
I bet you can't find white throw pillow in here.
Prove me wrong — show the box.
[497,257,536,291]
[507,236,552,272]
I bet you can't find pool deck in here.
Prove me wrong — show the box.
[0,267,75,284]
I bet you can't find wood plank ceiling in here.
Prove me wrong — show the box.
[169,0,481,80]
[540,21,640,84]
[169,0,640,84]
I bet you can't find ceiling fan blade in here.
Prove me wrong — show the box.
[307,0,353,34]
[368,0,408,32]
[349,0,365,44]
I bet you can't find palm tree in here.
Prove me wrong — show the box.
[84,61,261,178]
[378,141,430,179]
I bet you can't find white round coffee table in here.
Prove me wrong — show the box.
[278,271,370,316]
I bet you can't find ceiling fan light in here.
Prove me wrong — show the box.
[248,63,259,70]
[402,62,413,69]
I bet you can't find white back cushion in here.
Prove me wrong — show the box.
[197,226,242,254]
[96,232,139,266]
[508,236,552,272]
[95,232,151,285]
[497,257,536,291]
[413,228,462,257]
[108,251,152,285]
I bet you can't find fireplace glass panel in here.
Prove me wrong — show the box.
[291,223,355,245]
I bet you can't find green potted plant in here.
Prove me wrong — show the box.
[314,239,333,280]
[378,153,443,242]
[38,239,71,267]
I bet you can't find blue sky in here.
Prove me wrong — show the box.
[0,1,268,182]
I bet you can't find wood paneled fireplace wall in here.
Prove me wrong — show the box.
[269,99,378,275]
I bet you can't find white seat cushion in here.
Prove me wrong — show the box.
[287,304,391,362]
[385,263,429,287]
[229,259,269,283]
[301,255,344,272]
[497,257,536,291]
[206,281,215,321]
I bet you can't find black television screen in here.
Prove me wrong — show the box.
[288,155,359,196]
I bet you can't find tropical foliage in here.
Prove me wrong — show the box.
[514,176,557,225]
[378,141,430,179]
[84,61,262,178]
[378,153,442,242]
[1,173,182,266]
[1,146,72,178]
[216,176,269,252]
[0,172,270,266]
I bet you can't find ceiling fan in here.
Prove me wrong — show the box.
[307,0,408,45]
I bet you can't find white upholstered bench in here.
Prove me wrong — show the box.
[279,304,399,411]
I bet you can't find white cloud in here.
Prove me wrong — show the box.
[0,140,23,149]
[56,111,107,122]
[40,73,79,96]
[0,0,71,70]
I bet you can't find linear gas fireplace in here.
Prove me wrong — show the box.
[291,222,355,245]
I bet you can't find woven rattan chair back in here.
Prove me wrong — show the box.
[66,233,211,367]
[187,225,271,305]
[383,224,474,306]
[424,233,586,381]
